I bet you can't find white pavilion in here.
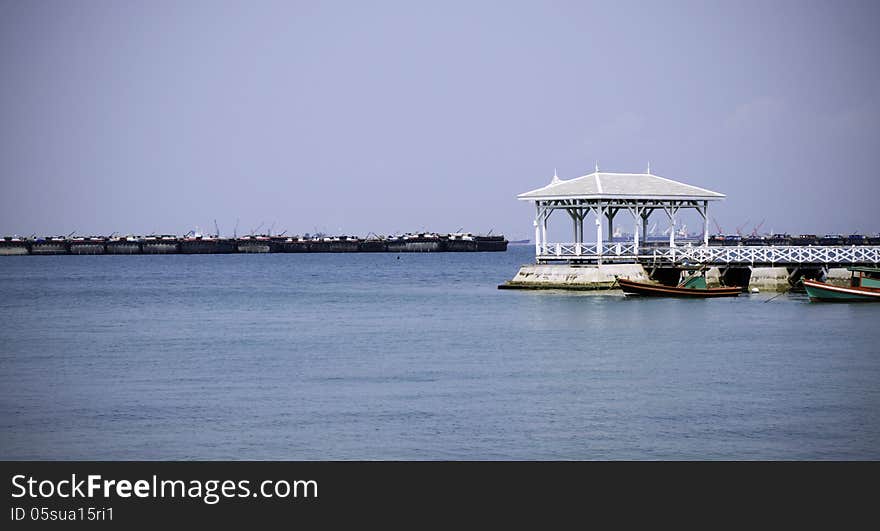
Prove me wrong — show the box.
[518,166,725,263]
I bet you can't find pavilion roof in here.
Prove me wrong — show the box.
[518,171,725,201]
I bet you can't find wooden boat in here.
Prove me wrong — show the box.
[617,274,741,298]
[803,267,880,302]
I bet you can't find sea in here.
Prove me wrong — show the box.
[1,245,878,460]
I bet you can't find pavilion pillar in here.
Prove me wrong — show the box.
[541,204,548,252]
[665,204,679,262]
[534,203,541,256]
[577,209,584,244]
[569,209,580,255]
[633,206,640,257]
[703,200,709,246]
[641,211,649,247]
[596,203,604,264]
[606,208,617,242]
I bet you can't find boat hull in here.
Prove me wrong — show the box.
[105,242,141,254]
[0,243,29,255]
[803,279,880,302]
[30,242,69,254]
[359,240,387,252]
[179,240,236,254]
[69,243,106,255]
[307,240,361,252]
[617,278,741,297]
[141,242,179,254]
[473,237,508,252]
[236,242,272,253]
[445,239,477,252]
[385,239,442,252]
[275,241,312,253]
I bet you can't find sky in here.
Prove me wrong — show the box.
[1,0,878,239]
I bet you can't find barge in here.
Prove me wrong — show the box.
[30,236,69,255]
[180,235,236,254]
[69,237,106,255]
[106,236,141,254]
[235,235,273,253]
[141,235,179,254]
[0,237,29,255]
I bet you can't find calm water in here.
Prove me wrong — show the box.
[1,246,878,460]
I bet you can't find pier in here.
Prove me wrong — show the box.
[536,241,880,267]
[502,167,880,291]
[0,232,508,255]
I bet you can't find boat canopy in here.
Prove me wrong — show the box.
[847,266,880,274]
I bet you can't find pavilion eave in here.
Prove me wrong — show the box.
[518,194,725,202]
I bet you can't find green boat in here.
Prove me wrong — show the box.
[617,269,742,298]
[803,267,880,302]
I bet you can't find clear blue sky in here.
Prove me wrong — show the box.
[1,0,878,239]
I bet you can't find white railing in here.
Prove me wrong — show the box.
[537,242,637,259]
[537,243,880,265]
[669,245,880,265]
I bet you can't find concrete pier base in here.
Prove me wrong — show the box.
[499,263,648,290]
[702,267,722,287]
[748,267,793,292]
[720,267,752,289]
[500,263,862,292]
[824,267,852,287]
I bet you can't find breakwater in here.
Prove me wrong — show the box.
[0,233,508,255]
